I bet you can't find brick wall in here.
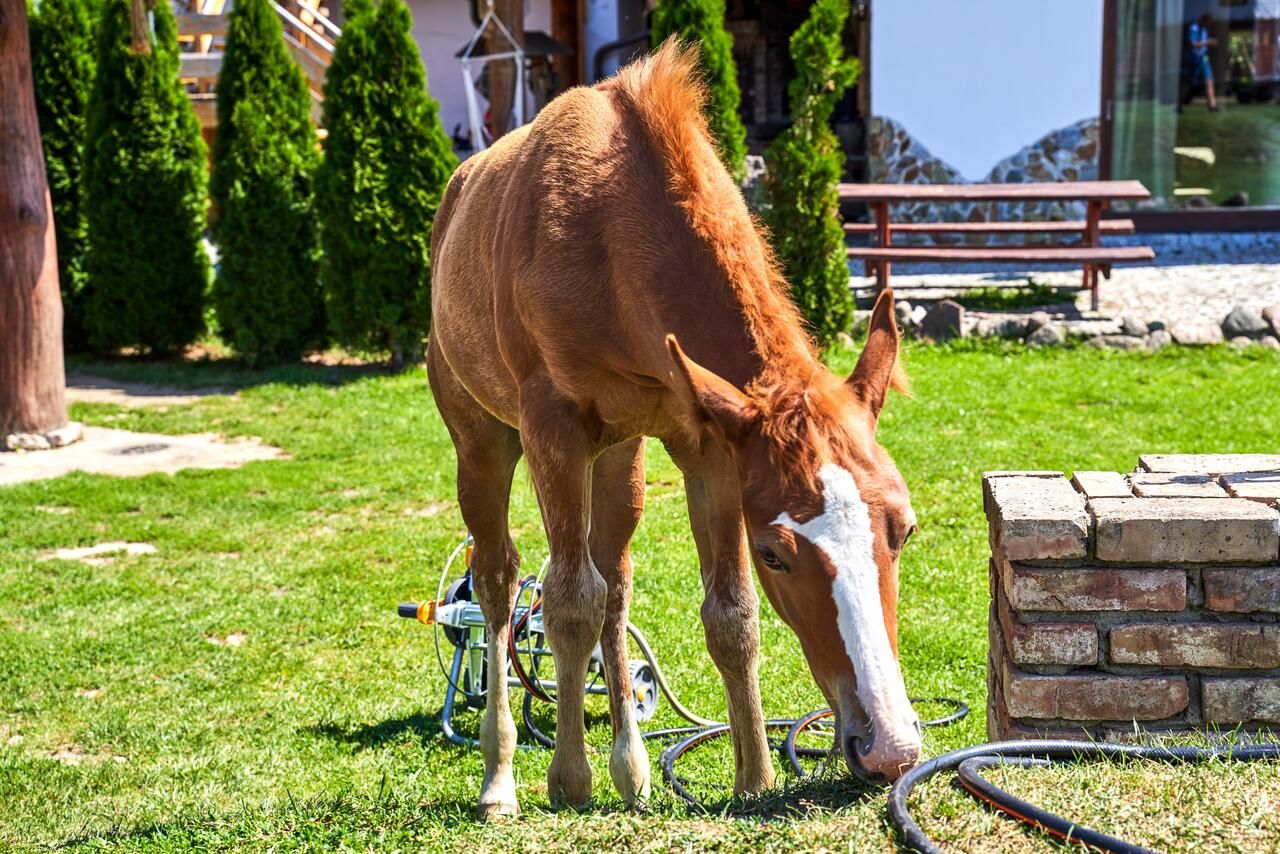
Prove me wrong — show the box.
[985,454,1280,742]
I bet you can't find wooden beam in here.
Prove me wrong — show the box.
[175,12,229,38]
[180,51,222,80]
[844,219,1136,235]
[837,181,1152,203]
[190,93,216,128]
[845,246,1155,264]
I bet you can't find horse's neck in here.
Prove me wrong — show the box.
[663,268,817,392]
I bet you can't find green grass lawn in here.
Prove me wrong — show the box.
[3,343,1280,852]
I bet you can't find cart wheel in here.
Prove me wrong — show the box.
[629,660,659,722]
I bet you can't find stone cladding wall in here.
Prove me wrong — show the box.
[866,116,1100,242]
[985,454,1280,741]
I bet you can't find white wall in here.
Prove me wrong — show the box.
[871,0,1103,179]
[407,0,552,144]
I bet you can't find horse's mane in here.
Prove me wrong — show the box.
[608,42,906,491]
[607,40,817,375]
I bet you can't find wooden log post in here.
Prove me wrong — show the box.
[484,0,523,139]
[129,0,153,55]
[0,0,72,446]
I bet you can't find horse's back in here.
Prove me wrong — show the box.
[430,83,648,425]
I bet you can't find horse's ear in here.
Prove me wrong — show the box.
[847,288,906,422]
[666,335,752,444]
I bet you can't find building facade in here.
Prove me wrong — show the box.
[405,0,1280,219]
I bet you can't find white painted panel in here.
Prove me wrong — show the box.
[871,0,1104,179]
[407,0,552,142]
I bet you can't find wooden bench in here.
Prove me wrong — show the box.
[839,181,1155,310]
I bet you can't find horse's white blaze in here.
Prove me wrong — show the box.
[773,463,918,748]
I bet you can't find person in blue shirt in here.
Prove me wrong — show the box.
[1183,13,1219,112]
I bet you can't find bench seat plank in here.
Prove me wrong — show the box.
[837,181,1151,203]
[843,219,1135,235]
[846,246,1155,263]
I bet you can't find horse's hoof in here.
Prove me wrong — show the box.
[548,758,593,809]
[609,761,651,807]
[476,799,520,821]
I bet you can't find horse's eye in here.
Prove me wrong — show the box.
[758,547,787,572]
[900,525,918,550]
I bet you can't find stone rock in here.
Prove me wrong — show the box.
[894,299,914,330]
[1231,335,1253,350]
[1119,315,1148,337]
[1147,319,1167,333]
[1026,325,1064,348]
[1086,335,1146,351]
[2,423,83,452]
[1261,335,1280,351]
[1025,311,1051,333]
[1169,321,1224,346]
[5,432,51,452]
[1222,306,1270,339]
[977,316,1029,339]
[920,299,965,341]
[1147,329,1172,351]
[835,331,856,351]
[1262,305,1280,337]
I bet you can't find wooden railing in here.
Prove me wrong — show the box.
[176,0,339,129]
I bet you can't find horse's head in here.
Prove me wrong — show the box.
[666,290,921,782]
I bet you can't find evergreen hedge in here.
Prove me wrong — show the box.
[29,0,97,350]
[650,0,747,182]
[762,0,858,349]
[315,0,456,367]
[210,0,322,365]
[82,0,209,354]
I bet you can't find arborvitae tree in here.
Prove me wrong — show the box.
[210,0,322,365]
[762,0,858,349]
[315,0,456,367]
[650,0,747,182]
[28,0,96,350]
[82,0,209,354]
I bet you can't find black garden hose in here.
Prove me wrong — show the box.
[658,698,970,805]
[888,739,1280,854]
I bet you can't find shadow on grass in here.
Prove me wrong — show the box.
[65,352,405,393]
[306,712,444,751]
[53,788,482,849]
[304,705,612,752]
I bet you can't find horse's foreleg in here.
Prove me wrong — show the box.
[670,440,775,796]
[520,378,607,808]
[589,438,650,805]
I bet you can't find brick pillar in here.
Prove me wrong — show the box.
[985,456,1280,742]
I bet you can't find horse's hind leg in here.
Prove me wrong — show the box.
[518,373,607,808]
[428,341,523,819]
[589,438,650,804]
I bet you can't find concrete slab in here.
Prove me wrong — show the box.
[0,427,286,486]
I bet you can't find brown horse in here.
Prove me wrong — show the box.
[427,42,921,817]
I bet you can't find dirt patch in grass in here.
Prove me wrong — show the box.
[43,542,157,565]
[65,372,235,408]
